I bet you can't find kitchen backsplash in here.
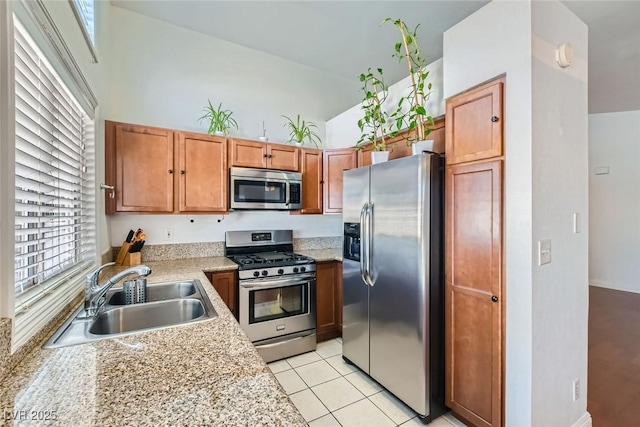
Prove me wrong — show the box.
[111,236,343,262]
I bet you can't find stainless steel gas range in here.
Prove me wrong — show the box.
[225,230,316,363]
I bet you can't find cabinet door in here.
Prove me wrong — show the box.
[178,133,227,212]
[323,149,357,214]
[229,139,267,168]
[357,144,373,167]
[207,271,238,319]
[446,78,503,165]
[115,123,174,212]
[446,160,503,427]
[268,144,300,171]
[299,149,323,214]
[316,261,342,342]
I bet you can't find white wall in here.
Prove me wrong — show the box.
[444,2,534,425]
[531,2,589,426]
[589,110,640,292]
[109,212,342,245]
[105,7,352,246]
[325,58,444,149]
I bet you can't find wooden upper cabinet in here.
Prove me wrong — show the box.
[357,144,373,168]
[446,78,504,165]
[446,160,503,427]
[114,123,175,213]
[177,132,227,212]
[268,144,300,171]
[228,138,267,169]
[323,148,357,214]
[229,138,300,171]
[300,148,323,214]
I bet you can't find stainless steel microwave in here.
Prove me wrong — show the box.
[230,167,302,210]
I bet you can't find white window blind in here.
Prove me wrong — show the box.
[71,0,95,44]
[13,18,96,316]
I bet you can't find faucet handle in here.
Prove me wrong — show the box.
[86,262,116,286]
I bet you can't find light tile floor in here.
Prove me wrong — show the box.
[268,338,468,426]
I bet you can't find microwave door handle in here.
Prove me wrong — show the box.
[359,203,367,285]
[285,182,290,206]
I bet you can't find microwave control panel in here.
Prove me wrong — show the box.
[290,183,301,204]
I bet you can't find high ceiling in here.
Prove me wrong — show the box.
[111,0,640,115]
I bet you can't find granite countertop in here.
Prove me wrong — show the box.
[297,248,342,262]
[0,257,306,426]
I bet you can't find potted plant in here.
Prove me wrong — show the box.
[382,18,435,155]
[198,100,238,136]
[282,115,321,148]
[356,67,394,164]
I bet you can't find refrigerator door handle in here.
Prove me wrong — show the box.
[359,203,368,285]
[365,203,374,286]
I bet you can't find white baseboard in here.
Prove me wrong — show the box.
[590,280,640,294]
[571,412,592,427]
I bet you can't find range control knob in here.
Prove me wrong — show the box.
[277,269,284,275]
[253,271,260,277]
[293,267,299,273]
[300,266,306,272]
[261,270,269,277]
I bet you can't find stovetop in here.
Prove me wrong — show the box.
[227,251,315,270]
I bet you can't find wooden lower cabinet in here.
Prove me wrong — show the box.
[323,149,357,214]
[206,271,238,319]
[315,261,342,342]
[445,160,503,427]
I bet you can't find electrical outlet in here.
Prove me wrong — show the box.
[165,229,174,241]
[573,379,580,401]
[538,239,551,265]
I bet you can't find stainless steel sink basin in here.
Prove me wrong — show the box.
[107,281,197,305]
[90,299,205,335]
[44,279,217,348]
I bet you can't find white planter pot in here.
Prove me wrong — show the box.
[258,136,268,142]
[294,141,303,147]
[411,139,435,155]
[214,131,225,136]
[371,151,390,164]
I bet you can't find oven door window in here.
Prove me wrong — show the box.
[234,180,286,204]
[249,283,308,324]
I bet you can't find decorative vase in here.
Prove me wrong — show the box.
[371,151,390,164]
[411,139,434,155]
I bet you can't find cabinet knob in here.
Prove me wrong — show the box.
[263,154,268,158]
[320,180,324,184]
[491,116,499,122]
[268,154,273,158]
[491,295,499,302]
[180,170,186,175]
[168,169,173,174]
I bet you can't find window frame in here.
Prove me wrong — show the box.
[68,0,97,63]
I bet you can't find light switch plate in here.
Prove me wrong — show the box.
[538,239,551,265]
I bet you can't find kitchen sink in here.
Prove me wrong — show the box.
[90,299,205,335]
[107,281,197,305]
[44,279,217,348]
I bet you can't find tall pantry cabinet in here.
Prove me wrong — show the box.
[445,77,505,427]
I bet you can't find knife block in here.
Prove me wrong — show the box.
[115,242,131,265]
[122,252,141,266]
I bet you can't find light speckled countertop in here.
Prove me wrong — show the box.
[296,248,342,262]
[0,257,308,426]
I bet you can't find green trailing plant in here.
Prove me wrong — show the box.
[198,100,238,136]
[382,18,435,144]
[356,67,394,152]
[282,114,321,148]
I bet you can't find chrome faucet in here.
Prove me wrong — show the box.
[81,262,152,318]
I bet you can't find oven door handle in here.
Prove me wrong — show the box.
[240,275,315,289]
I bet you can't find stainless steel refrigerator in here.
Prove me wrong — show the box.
[342,153,446,420]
